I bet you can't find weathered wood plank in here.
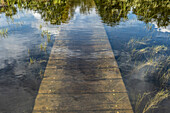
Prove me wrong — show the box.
[33,0,133,112]
[43,68,122,81]
[36,79,127,94]
[34,93,132,111]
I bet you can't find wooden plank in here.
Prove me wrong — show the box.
[43,68,122,81]
[36,79,127,94]
[33,93,132,111]
[33,0,134,112]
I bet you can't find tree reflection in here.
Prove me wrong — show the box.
[94,0,169,27]
[1,0,169,27]
[95,0,131,26]
[133,0,169,28]
[0,0,95,25]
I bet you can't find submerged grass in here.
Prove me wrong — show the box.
[160,69,170,87]
[142,90,169,113]
[135,92,151,113]
[135,90,169,113]
[126,36,170,113]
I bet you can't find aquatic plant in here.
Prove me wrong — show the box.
[40,43,43,50]
[40,42,47,51]
[128,38,150,49]
[146,23,153,30]
[142,90,169,113]
[44,42,47,51]
[135,90,169,113]
[39,69,44,78]
[30,57,34,64]
[126,36,169,113]
[0,28,8,38]
[152,45,167,54]
[129,44,169,87]
[135,92,151,113]
[39,24,42,29]
[47,32,51,42]
[28,49,30,54]
[160,69,170,87]
[41,30,49,38]
[39,59,46,63]
[128,38,168,60]
[41,32,44,38]
[137,59,158,70]
[44,45,47,51]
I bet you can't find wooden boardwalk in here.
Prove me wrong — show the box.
[33,3,133,113]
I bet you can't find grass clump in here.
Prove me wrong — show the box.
[39,24,42,29]
[47,32,51,42]
[29,57,34,64]
[0,28,8,38]
[142,90,169,113]
[153,45,167,54]
[160,69,170,87]
[40,42,47,51]
[135,92,151,113]
[135,90,169,113]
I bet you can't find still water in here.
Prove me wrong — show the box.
[0,0,169,113]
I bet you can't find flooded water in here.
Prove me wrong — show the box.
[0,0,169,113]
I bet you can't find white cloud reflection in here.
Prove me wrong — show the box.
[152,22,170,33]
[31,12,61,36]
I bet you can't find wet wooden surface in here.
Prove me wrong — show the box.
[33,1,133,113]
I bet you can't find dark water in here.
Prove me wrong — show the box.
[0,0,169,113]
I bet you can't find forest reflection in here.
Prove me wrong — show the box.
[0,0,95,25]
[0,0,169,27]
[94,0,169,27]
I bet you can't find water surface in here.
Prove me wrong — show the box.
[0,0,169,113]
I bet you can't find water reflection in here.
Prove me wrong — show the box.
[0,0,97,112]
[0,0,96,25]
[94,0,169,28]
[95,0,170,113]
[0,0,169,113]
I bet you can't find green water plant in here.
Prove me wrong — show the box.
[0,28,8,38]
[160,69,170,87]
[40,43,43,50]
[142,90,169,113]
[40,42,47,51]
[39,69,44,78]
[39,24,42,29]
[29,57,34,64]
[47,32,51,42]
[135,90,169,113]
[28,49,30,54]
[41,32,44,38]
[44,42,47,51]
[152,45,167,54]
[135,92,151,113]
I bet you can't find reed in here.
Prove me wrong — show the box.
[0,28,8,38]
[39,24,42,29]
[30,57,34,64]
[135,90,169,113]
[142,90,169,113]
